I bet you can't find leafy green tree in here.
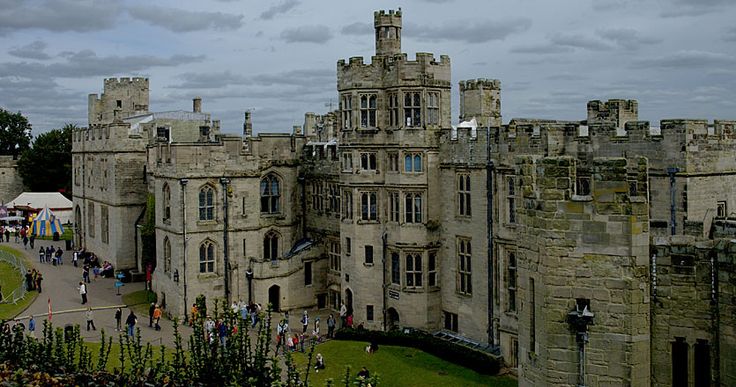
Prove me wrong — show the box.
[17,124,73,195]
[0,108,32,156]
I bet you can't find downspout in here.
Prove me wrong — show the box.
[134,208,145,272]
[220,178,231,305]
[667,167,679,235]
[381,231,388,332]
[298,173,306,239]
[486,127,495,345]
[711,250,721,386]
[180,178,188,321]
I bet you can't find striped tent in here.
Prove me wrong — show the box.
[30,207,65,237]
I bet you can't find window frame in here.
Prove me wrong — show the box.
[403,91,422,127]
[507,177,516,224]
[260,175,281,215]
[199,185,215,221]
[199,240,215,273]
[391,252,400,285]
[263,230,280,262]
[388,191,400,222]
[507,251,517,312]
[427,91,440,125]
[405,252,423,289]
[457,238,472,295]
[341,93,353,130]
[359,94,377,129]
[162,183,171,222]
[360,191,378,221]
[404,192,423,224]
[329,240,341,272]
[457,173,471,217]
[359,152,377,171]
[404,152,423,173]
[163,237,171,274]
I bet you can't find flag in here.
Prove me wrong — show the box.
[48,298,52,321]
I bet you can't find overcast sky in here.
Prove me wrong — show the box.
[1,0,735,135]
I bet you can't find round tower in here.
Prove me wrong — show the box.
[374,9,402,56]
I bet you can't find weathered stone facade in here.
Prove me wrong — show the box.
[0,155,24,204]
[71,9,736,386]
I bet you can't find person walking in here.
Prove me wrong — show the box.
[25,270,33,291]
[85,308,96,331]
[114,307,122,331]
[29,234,34,249]
[35,272,43,293]
[125,310,137,336]
[153,304,162,331]
[82,264,90,283]
[327,314,336,338]
[301,310,309,334]
[38,247,45,263]
[78,281,87,304]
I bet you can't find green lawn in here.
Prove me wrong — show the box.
[121,289,157,317]
[291,340,517,387]
[0,246,38,320]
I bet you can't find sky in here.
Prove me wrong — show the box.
[0,0,735,136]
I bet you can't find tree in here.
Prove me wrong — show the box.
[17,124,73,195]
[0,108,32,157]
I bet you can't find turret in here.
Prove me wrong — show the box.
[459,78,502,127]
[374,9,402,57]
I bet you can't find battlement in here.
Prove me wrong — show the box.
[374,9,402,24]
[104,77,149,88]
[459,78,501,92]
[587,99,638,128]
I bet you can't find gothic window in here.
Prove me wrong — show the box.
[405,253,423,288]
[404,92,421,127]
[198,185,215,221]
[87,202,95,238]
[427,92,439,125]
[404,193,423,223]
[342,190,353,220]
[327,183,340,216]
[458,174,471,217]
[388,93,399,127]
[341,94,352,130]
[260,175,281,214]
[404,152,423,173]
[457,238,472,295]
[311,181,324,212]
[163,237,171,274]
[428,251,437,287]
[387,152,399,172]
[360,94,377,128]
[329,240,341,272]
[391,252,400,284]
[507,177,516,224]
[263,231,279,261]
[199,240,215,273]
[162,183,171,222]
[388,191,400,222]
[101,205,109,244]
[360,191,378,221]
[341,152,353,172]
[360,153,377,171]
[508,251,517,312]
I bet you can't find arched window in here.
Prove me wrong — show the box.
[260,175,281,214]
[162,183,171,222]
[263,231,279,261]
[163,237,171,273]
[198,185,215,220]
[199,240,215,273]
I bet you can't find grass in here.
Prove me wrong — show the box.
[0,246,38,320]
[291,340,517,387]
[121,289,157,316]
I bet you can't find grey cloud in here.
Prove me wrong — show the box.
[724,27,736,42]
[127,5,243,32]
[168,68,334,90]
[510,44,573,55]
[340,22,373,36]
[596,28,661,50]
[250,69,334,87]
[8,41,51,60]
[405,19,532,43]
[170,71,249,89]
[549,33,613,51]
[660,0,734,17]
[0,0,118,35]
[632,50,736,69]
[280,25,333,43]
[592,0,637,11]
[261,0,300,20]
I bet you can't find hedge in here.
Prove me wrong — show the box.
[333,328,501,376]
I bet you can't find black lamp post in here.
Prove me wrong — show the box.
[567,301,595,387]
[245,268,254,304]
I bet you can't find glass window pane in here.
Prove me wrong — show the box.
[414,155,421,172]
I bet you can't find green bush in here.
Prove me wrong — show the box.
[334,328,501,376]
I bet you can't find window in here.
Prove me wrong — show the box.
[360,94,377,128]
[530,278,536,353]
[360,153,377,171]
[364,245,374,265]
[242,239,247,257]
[366,305,374,321]
[458,238,472,295]
[264,231,279,261]
[199,185,215,221]
[404,153,422,173]
[511,339,519,368]
[387,152,399,172]
[342,190,353,219]
[87,202,95,238]
[199,241,215,273]
[428,252,437,287]
[405,193,422,223]
[163,237,171,274]
[443,311,458,332]
[389,191,400,222]
[156,126,170,142]
[404,92,421,127]
[304,261,313,286]
[405,253,423,288]
[576,175,591,196]
[327,183,340,216]
[391,252,400,284]
[458,174,471,216]
[717,201,727,218]
[311,181,324,212]
[260,175,281,214]
[388,93,399,127]
[101,205,109,244]
[694,339,711,387]
[329,240,341,272]
[345,237,352,256]
[361,191,378,221]
[162,183,171,222]
[427,92,439,125]
[508,251,517,312]
[116,100,122,108]
[672,337,688,387]
[341,94,352,129]
[507,177,516,224]
[341,152,353,172]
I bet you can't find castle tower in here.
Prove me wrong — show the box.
[88,77,149,125]
[459,78,502,127]
[374,9,402,57]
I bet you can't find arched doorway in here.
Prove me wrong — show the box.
[74,205,82,247]
[345,288,353,316]
[387,307,400,331]
[268,285,281,312]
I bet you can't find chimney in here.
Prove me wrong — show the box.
[193,97,202,113]
[213,120,220,133]
[243,111,253,137]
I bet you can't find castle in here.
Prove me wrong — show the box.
[72,10,736,386]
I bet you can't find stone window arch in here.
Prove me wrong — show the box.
[260,174,281,214]
[263,230,280,261]
[163,237,171,274]
[199,239,215,273]
[198,184,215,221]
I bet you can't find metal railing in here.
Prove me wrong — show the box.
[0,249,28,304]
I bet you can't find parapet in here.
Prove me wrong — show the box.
[459,78,501,91]
[104,77,149,89]
[374,9,402,26]
[586,99,638,128]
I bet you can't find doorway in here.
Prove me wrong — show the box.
[345,288,353,316]
[268,285,281,312]
[387,307,400,331]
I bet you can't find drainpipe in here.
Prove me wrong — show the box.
[180,178,188,321]
[220,177,231,305]
[381,231,388,332]
[667,167,679,235]
[711,251,721,386]
[486,126,495,345]
[298,173,306,238]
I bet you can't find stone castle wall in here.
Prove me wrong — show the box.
[0,156,24,204]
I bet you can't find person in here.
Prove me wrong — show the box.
[82,264,90,283]
[312,317,320,337]
[366,338,379,354]
[101,261,114,278]
[153,304,162,331]
[204,317,216,344]
[327,314,336,338]
[218,319,228,347]
[35,272,42,293]
[45,246,51,263]
[189,303,198,326]
[148,303,155,327]
[78,281,87,304]
[55,248,63,265]
[340,302,347,328]
[3,227,9,242]
[114,307,122,331]
[126,310,137,336]
[277,319,288,343]
[301,310,309,334]
[25,270,33,291]
[314,353,325,372]
[346,314,353,329]
[38,247,45,263]
[28,315,36,338]
[286,334,294,352]
[299,333,305,352]
[29,234,34,249]
[72,249,79,267]
[85,307,96,331]
[357,366,370,380]
[240,301,249,322]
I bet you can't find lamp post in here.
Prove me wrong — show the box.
[245,268,254,304]
[567,301,595,387]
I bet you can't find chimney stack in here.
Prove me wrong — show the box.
[193,97,202,113]
[243,111,253,137]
